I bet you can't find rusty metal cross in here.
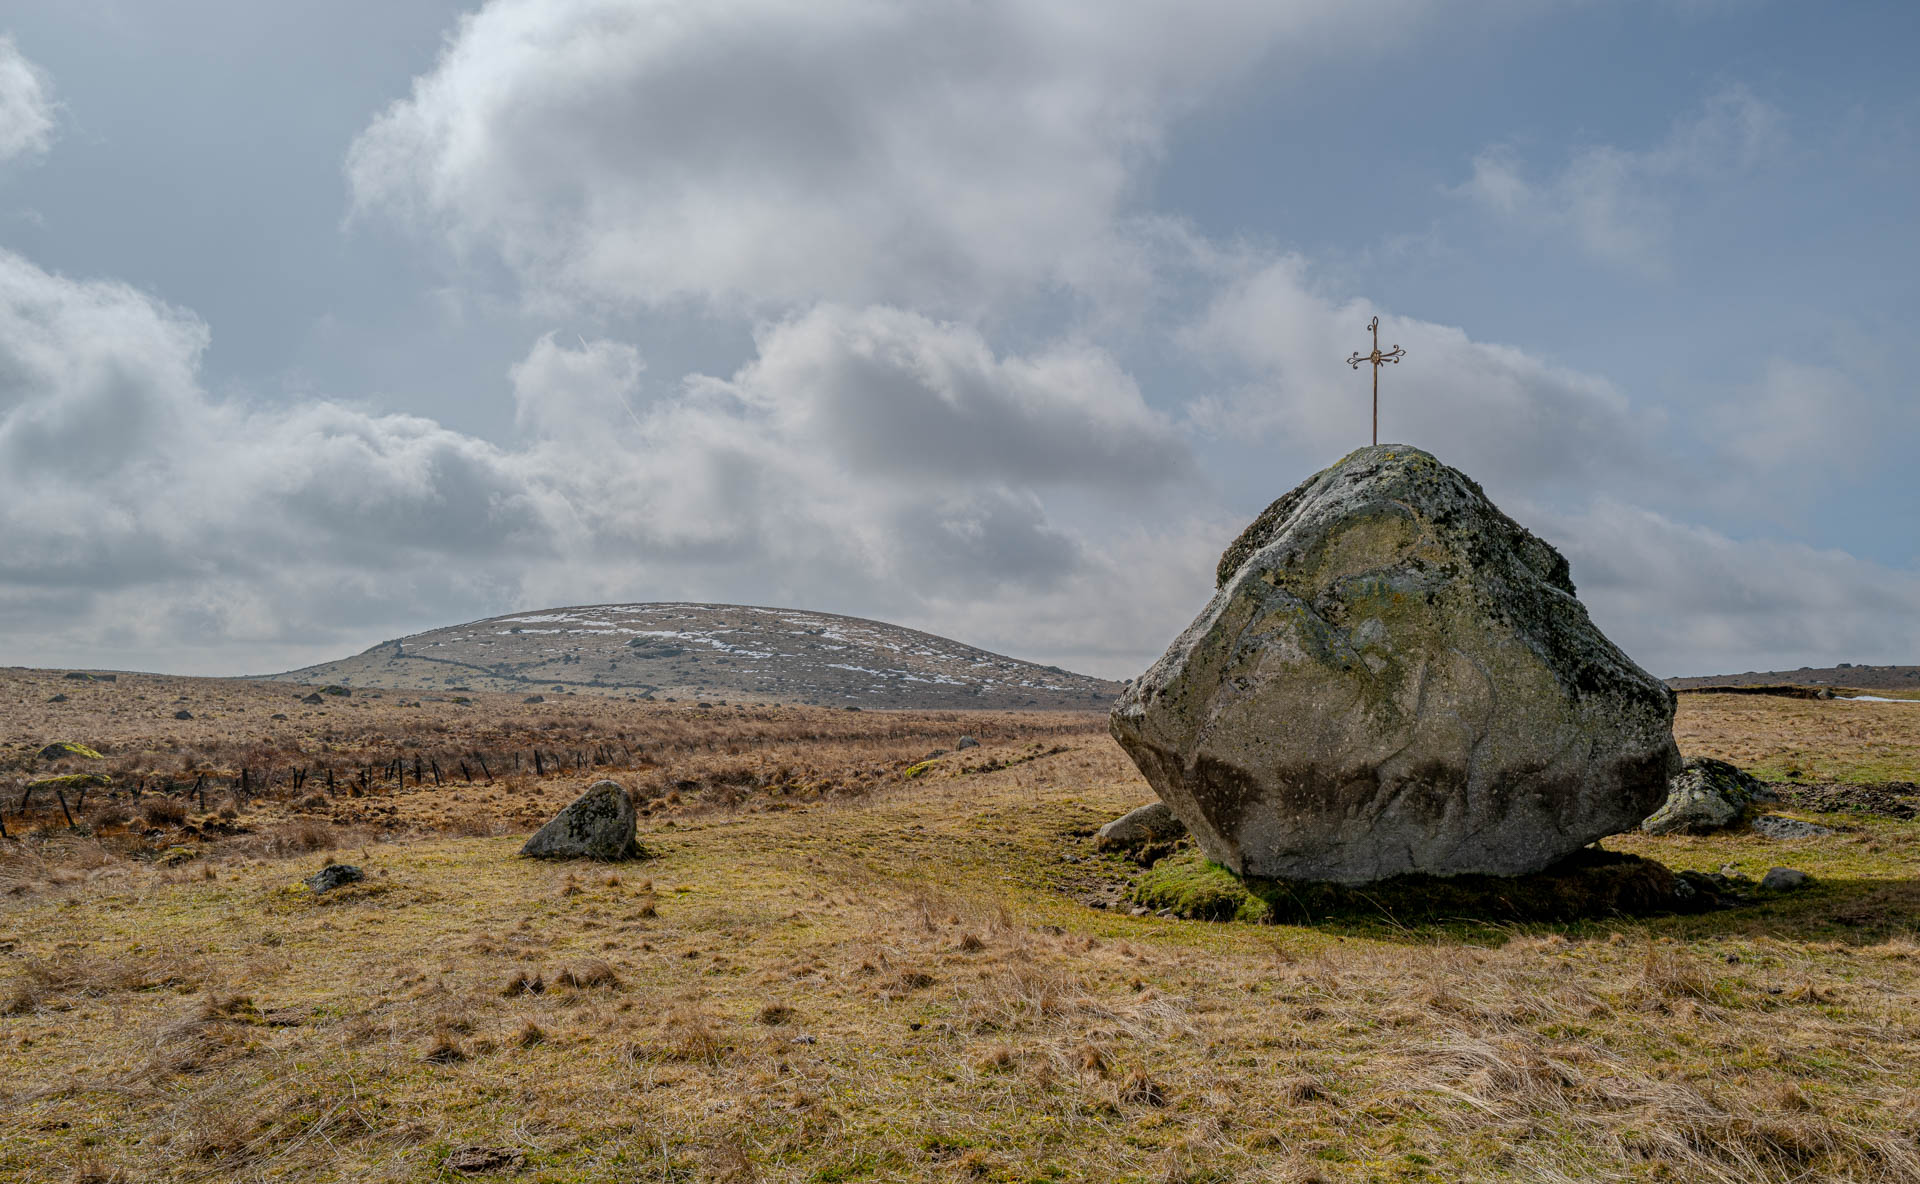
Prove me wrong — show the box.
[1345,316,1405,446]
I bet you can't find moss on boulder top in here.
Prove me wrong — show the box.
[1111,444,1679,885]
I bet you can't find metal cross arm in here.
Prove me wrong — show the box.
[1346,315,1405,446]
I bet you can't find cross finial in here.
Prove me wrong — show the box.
[1345,316,1405,446]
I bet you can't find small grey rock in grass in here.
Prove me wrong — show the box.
[1760,867,1811,891]
[447,1146,526,1174]
[1750,815,1833,840]
[173,710,193,720]
[957,736,980,749]
[521,780,644,861]
[1096,801,1188,851]
[305,864,364,893]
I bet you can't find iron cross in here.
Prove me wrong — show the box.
[1345,316,1405,446]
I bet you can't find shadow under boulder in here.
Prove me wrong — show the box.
[1131,846,1734,925]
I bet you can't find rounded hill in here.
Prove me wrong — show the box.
[268,602,1122,710]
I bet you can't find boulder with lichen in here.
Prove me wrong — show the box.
[1111,444,1679,884]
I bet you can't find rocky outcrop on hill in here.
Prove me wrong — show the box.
[1111,445,1679,884]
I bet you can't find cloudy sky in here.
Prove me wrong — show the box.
[1,1,1915,680]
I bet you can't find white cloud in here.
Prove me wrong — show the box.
[345,0,1420,317]
[1455,84,1784,275]
[1541,500,1920,678]
[1707,358,1878,472]
[0,243,1203,674]
[1180,255,1665,502]
[0,36,55,163]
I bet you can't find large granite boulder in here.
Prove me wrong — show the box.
[1110,445,1679,884]
[521,780,644,861]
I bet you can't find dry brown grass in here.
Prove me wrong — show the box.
[1,674,1917,1180]
[1677,692,1920,783]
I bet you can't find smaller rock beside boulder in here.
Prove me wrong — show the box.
[956,736,980,750]
[300,692,326,705]
[1761,867,1811,892]
[305,864,364,893]
[1643,757,1777,835]
[1097,802,1188,852]
[522,780,645,861]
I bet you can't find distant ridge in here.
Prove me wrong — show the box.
[265,602,1123,710]
[1668,664,1920,693]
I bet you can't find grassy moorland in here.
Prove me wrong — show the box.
[1,674,1918,1183]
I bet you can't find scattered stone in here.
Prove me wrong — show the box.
[320,685,351,697]
[1096,801,1188,852]
[1761,867,1811,892]
[47,694,68,703]
[300,692,326,705]
[447,1147,526,1174]
[523,695,545,704]
[270,713,288,721]
[62,671,93,681]
[1643,757,1777,835]
[305,864,364,893]
[1111,445,1679,884]
[37,742,103,761]
[1750,815,1833,840]
[173,710,194,720]
[521,781,645,861]
[957,735,979,750]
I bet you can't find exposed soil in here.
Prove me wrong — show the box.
[1769,780,1920,821]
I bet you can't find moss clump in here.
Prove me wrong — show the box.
[1134,847,1718,925]
[903,761,936,779]
[37,743,103,761]
[26,773,111,792]
[1132,853,1272,922]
